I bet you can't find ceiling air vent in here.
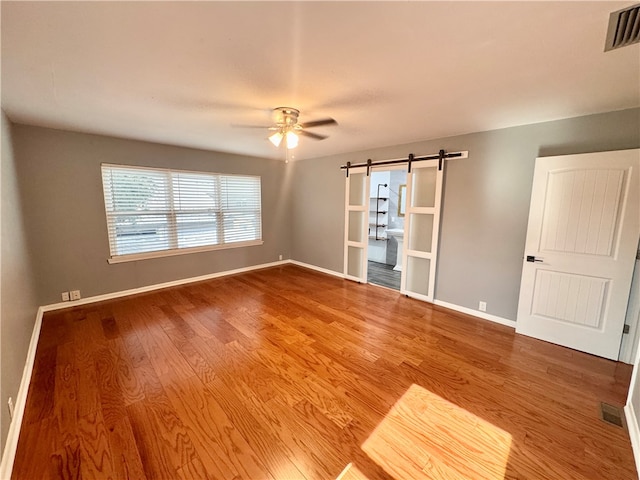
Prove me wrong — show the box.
[605,3,640,51]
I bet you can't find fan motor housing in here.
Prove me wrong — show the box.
[274,107,300,126]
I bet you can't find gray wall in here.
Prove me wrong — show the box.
[0,112,39,451]
[11,125,292,305]
[291,108,640,321]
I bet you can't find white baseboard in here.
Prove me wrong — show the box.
[624,402,640,476]
[41,260,289,312]
[433,299,517,329]
[0,307,44,480]
[288,260,516,329]
[289,259,344,279]
[287,260,516,329]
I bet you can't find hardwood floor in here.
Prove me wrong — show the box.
[12,264,636,479]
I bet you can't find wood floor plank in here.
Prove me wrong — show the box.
[14,417,64,479]
[163,373,273,480]
[158,304,197,339]
[112,312,150,369]
[93,345,128,430]
[170,304,216,340]
[22,345,57,425]
[205,377,308,480]
[165,325,218,384]
[73,343,102,419]
[134,308,195,383]
[106,415,147,480]
[50,438,82,480]
[247,338,354,427]
[111,337,146,406]
[126,394,203,480]
[101,315,121,340]
[211,361,337,480]
[70,311,108,347]
[175,456,213,480]
[75,409,118,478]
[268,396,351,476]
[11,265,637,480]
[233,341,308,406]
[53,341,79,443]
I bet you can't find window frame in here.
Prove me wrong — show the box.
[101,163,263,264]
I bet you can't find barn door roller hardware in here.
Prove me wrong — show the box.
[341,150,469,176]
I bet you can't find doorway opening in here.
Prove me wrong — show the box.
[367,168,407,291]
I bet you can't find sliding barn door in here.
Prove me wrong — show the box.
[401,160,443,302]
[344,167,370,282]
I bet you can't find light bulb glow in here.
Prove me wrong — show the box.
[285,131,299,149]
[268,131,283,147]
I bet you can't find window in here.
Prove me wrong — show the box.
[101,164,262,263]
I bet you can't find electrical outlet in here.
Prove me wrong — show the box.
[7,397,14,419]
[61,291,70,302]
[279,254,283,261]
[479,301,487,312]
[70,290,81,301]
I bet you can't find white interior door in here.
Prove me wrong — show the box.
[400,160,443,302]
[344,167,369,282]
[516,149,640,360]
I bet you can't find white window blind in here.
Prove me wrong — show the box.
[101,164,262,262]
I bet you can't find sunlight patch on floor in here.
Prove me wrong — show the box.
[360,384,512,479]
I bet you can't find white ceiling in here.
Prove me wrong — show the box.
[2,1,639,161]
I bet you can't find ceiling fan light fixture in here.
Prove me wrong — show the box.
[268,131,283,147]
[238,106,335,151]
[285,130,299,149]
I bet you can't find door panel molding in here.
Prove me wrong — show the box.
[517,149,640,360]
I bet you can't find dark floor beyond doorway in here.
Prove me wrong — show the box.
[368,260,401,290]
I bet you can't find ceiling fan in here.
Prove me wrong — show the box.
[235,107,338,149]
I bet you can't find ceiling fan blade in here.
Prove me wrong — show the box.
[299,118,338,128]
[231,124,277,129]
[299,130,328,140]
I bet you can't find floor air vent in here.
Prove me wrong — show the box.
[600,402,625,428]
[605,4,640,51]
